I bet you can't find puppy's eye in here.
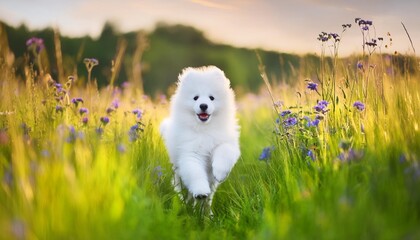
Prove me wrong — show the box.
[193,96,199,101]
[209,96,215,101]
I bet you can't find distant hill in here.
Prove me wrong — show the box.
[1,20,321,95]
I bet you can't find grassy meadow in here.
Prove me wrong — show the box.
[1,20,420,239]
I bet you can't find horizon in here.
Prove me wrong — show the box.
[0,0,419,56]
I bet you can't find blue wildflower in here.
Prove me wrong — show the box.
[338,148,364,162]
[26,37,45,53]
[82,117,88,124]
[307,150,316,161]
[259,147,272,161]
[319,100,328,106]
[71,98,84,106]
[307,82,318,91]
[280,110,291,117]
[100,116,110,125]
[284,117,297,127]
[55,105,63,113]
[314,100,329,113]
[79,108,88,115]
[308,118,320,127]
[117,144,126,153]
[357,61,364,70]
[132,109,143,119]
[84,58,99,66]
[304,116,321,127]
[353,101,365,111]
[112,99,119,109]
[66,126,77,143]
[129,124,140,142]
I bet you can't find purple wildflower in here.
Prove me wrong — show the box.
[54,83,63,90]
[79,108,88,115]
[280,110,291,117]
[71,98,84,105]
[317,32,329,42]
[338,149,364,163]
[84,58,99,66]
[357,61,364,70]
[66,126,77,143]
[353,101,365,111]
[314,100,329,113]
[319,100,328,106]
[112,99,119,109]
[90,58,99,65]
[304,116,321,127]
[307,82,318,91]
[82,117,89,124]
[100,116,110,125]
[259,147,272,161]
[284,117,298,127]
[26,37,45,53]
[329,33,340,42]
[117,144,126,153]
[308,119,320,127]
[122,81,130,88]
[307,150,316,161]
[55,105,63,113]
[132,109,143,119]
[129,124,140,142]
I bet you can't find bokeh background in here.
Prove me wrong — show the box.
[0,0,419,95]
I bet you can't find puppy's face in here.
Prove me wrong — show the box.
[176,82,226,124]
[192,93,216,123]
[173,66,232,124]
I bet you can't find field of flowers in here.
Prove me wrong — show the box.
[1,19,420,239]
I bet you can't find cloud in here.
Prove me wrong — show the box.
[189,0,234,10]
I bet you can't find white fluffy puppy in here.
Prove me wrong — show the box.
[160,66,240,208]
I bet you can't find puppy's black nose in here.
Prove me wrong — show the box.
[200,104,208,111]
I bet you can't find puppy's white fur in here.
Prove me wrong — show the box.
[160,66,240,209]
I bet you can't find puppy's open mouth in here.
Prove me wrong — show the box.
[197,113,210,122]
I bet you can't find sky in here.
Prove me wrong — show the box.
[0,0,419,56]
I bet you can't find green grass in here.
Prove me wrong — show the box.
[1,32,420,239]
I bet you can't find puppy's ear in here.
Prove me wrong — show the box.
[178,67,194,85]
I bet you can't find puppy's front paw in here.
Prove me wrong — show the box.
[194,193,208,199]
[190,184,211,199]
[213,166,229,183]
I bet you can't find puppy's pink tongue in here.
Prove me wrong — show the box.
[198,113,209,121]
